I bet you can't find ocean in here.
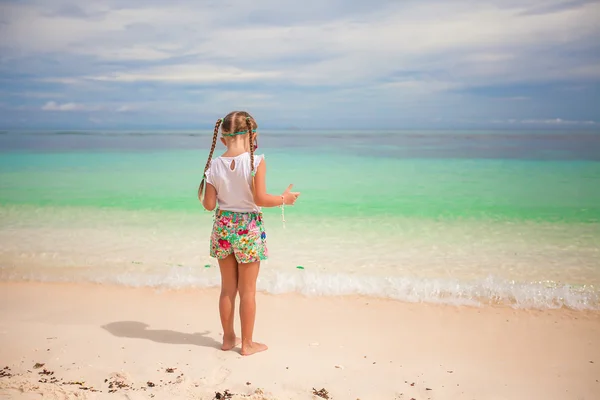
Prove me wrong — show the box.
[1,130,599,310]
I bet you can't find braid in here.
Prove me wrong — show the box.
[198,118,221,201]
[246,117,255,193]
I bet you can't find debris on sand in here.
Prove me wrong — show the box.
[105,372,133,393]
[166,367,177,373]
[312,387,330,399]
[33,363,45,369]
[214,389,233,399]
[211,389,268,399]
[62,380,100,392]
[0,367,12,378]
[64,381,85,386]
[38,369,54,376]
[38,376,59,385]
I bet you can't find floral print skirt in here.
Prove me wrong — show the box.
[210,210,268,263]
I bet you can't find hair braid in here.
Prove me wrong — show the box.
[246,116,256,193]
[198,118,221,201]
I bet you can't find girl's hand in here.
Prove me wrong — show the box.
[282,184,300,205]
[252,160,300,208]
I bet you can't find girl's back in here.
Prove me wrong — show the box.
[207,152,264,213]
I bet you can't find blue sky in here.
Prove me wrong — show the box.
[0,0,599,130]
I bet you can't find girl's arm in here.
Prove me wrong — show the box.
[253,159,300,207]
[202,183,217,211]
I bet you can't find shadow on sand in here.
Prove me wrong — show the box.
[101,321,222,349]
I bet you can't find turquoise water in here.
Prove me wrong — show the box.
[1,150,598,221]
[1,130,599,309]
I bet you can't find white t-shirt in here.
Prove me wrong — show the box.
[205,152,264,213]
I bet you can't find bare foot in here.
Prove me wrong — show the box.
[240,342,268,356]
[221,335,241,351]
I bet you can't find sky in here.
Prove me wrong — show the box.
[0,0,599,130]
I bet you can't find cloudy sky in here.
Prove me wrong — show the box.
[1,0,599,129]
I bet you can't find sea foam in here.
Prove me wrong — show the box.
[1,265,597,311]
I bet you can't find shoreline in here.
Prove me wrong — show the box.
[1,268,598,312]
[1,282,599,399]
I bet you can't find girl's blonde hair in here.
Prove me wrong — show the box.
[198,111,258,201]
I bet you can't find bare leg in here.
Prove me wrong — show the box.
[218,254,240,351]
[238,261,268,356]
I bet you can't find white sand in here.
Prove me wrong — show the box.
[0,282,599,399]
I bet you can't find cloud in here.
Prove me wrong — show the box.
[1,91,64,99]
[44,3,109,20]
[115,105,139,112]
[521,118,597,125]
[498,97,531,101]
[41,101,98,111]
[519,0,594,16]
[89,65,283,84]
[37,78,83,85]
[492,118,597,125]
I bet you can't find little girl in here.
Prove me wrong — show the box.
[197,111,300,356]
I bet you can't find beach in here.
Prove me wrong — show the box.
[0,282,599,399]
[1,129,600,399]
